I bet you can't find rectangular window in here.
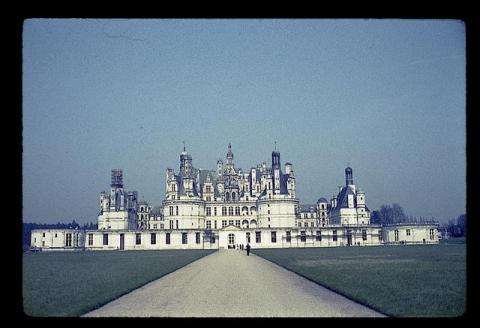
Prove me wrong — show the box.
[55,233,57,238]
[214,220,217,229]
[271,231,277,243]
[196,232,201,244]
[235,207,240,216]
[88,234,93,246]
[153,224,157,229]
[211,233,216,243]
[316,230,322,241]
[103,233,108,245]
[406,229,411,236]
[206,186,211,193]
[43,232,45,237]
[214,207,217,216]
[169,220,174,229]
[151,233,156,244]
[222,220,227,228]
[182,233,188,244]
[169,206,173,216]
[286,231,291,242]
[176,206,179,216]
[66,233,72,247]
[206,207,211,216]
[228,207,233,216]
[332,230,337,242]
[136,233,141,245]
[256,231,261,243]
[311,222,314,227]
[222,207,227,216]
[176,220,179,229]
[166,232,171,244]
[229,220,234,226]
[206,220,211,230]
[362,229,367,241]
[300,231,306,242]
[394,230,399,241]
[379,230,383,241]
[235,220,240,227]
[430,229,435,240]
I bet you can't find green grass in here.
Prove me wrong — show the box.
[23,249,215,317]
[252,243,465,317]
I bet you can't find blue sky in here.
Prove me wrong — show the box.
[22,19,465,224]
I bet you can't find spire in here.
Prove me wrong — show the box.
[345,167,353,186]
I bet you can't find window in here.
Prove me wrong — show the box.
[298,231,306,242]
[271,231,277,243]
[169,220,173,229]
[268,210,270,214]
[206,220,211,230]
[172,184,176,192]
[176,220,179,229]
[304,222,308,228]
[222,220,227,228]
[43,233,45,237]
[229,207,233,216]
[169,206,173,216]
[229,220,234,226]
[228,233,235,244]
[182,233,188,244]
[166,233,171,244]
[55,233,57,238]
[286,231,291,242]
[88,234,93,246]
[206,186,211,193]
[316,230,322,241]
[406,229,411,236]
[222,207,227,216]
[206,196,211,202]
[151,233,156,245]
[176,206,179,216]
[210,233,216,243]
[246,232,251,243]
[214,207,217,216]
[153,224,157,229]
[394,230,399,241]
[136,233,142,245]
[379,230,383,241]
[311,222,314,227]
[214,220,217,229]
[232,192,236,201]
[235,220,240,227]
[196,232,201,244]
[103,233,108,245]
[255,231,261,243]
[66,233,72,247]
[429,229,435,240]
[362,229,367,241]
[206,207,211,216]
[332,230,337,242]
[235,207,240,216]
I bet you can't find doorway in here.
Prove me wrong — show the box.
[120,233,124,250]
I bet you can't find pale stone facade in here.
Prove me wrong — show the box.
[30,145,439,251]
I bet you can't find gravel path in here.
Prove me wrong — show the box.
[83,249,384,317]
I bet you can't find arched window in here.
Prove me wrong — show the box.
[225,192,230,201]
[232,192,236,201]
[250,206,256,213]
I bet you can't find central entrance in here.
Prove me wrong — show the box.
[228,233,235,248]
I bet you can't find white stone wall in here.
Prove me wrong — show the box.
[382,224,439,245]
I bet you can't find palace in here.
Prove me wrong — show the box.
[30,145,439,251]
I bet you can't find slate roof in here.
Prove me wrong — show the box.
[299,204,316,212]
[334,186,356,210]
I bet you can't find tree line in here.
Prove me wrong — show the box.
[443,214,467,238]
[371,203,438,225]
[23,220,97,250]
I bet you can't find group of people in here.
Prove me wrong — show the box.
[230,243,251,255]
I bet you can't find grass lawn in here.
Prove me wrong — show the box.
[252,240,466,317]
[23,249,215,317]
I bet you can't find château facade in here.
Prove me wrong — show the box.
[30,145,439,251]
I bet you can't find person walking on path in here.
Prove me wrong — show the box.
[246,243,251,256]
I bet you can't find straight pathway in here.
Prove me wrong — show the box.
[83,249,384,317]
